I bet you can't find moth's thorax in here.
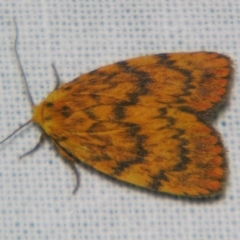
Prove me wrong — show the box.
[32,89,67,135]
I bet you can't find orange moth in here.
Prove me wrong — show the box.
[0,19,232,197]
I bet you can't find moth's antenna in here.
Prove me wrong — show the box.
[51,63,61,90]
[13,17,34,106]
[0,19,33,145]
[0,120,32,145]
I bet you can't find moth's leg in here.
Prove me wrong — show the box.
[54,142,80,194]
[19,133,46,159]
[51,63,61,89]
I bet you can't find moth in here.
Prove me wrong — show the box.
[1,20,233,197]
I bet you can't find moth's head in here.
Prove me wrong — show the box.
[32,101,45,127]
